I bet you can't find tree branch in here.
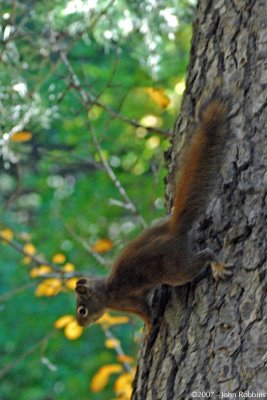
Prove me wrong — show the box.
[0,330,57,379]
[0,282,35,302]
[59,51,147,228]
[59,52,171,137]
[0,233,61,272]
[103,328,133,373]
[0,233,93,278]
[89,122,147,228]
[64,223,110,268]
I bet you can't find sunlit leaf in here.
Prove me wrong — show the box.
[64,320,83,340]
[54,315,74,329]
[139,114,162,128]
[146,136,160,149]
[135,126,148,138]
[91,364,123,393]
[30,265,52,278]
[65,277,78,290]
[145,87,170,108]
[62,262,75,272]
[11,131,32,142]
[22,257,31,265]
[0,228,14,242]
[105,338,120,349]
[114,371,135,400]
[88,104,102,120]
[23,243,36,255]
[175,80,186,95]
[92,239,113,253]
[35,278,62,297]
[96,312,129,327]
[52,253,66,263]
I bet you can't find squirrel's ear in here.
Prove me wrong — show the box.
[75,278,95,296]
[76,278,88,286]
[75,284,88,295]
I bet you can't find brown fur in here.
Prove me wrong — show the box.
[75,98,233,331]
[170,99,228,232]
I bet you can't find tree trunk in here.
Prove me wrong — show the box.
[132,0,267,398]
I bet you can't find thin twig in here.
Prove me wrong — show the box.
[0,330,57,379]
[0,233,94,279]
[0,233,61,272]
[81,87,171,136]
[108,198,133,210]
[3,163,21,213]
[59,51,147,228]
[34,271,91,279]
[65,224,110,268]
[0,281,35,302]
[103,328,133,373]
[89,122,147,228]
[60,52,170,136]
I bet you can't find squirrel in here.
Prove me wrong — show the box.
[75,97,234,331]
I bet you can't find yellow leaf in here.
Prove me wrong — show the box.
[65,277,78,291]
[91,364,123,393]
[88,104,102,120]
[23,243,36,255]
[22,256,31,265]
[35,282,46,296]
[62,262,75,272]
[117,355,134,364]
[145,87,170,108]
[54,314,74,329]
[146,136,160,150]
[64,320,83,340]
[0,228,14,242]
[139,114,162,128]
[114,371,135,399]
[52,253,66,263]
[105,338,120,349]
[11,131,32,142]
[175,80,186,95]
[96,312,129,327]
[92,239,113,254]
[35,278,62,297]
[30,265,52,278]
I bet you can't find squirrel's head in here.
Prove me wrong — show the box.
[75,278,106,326]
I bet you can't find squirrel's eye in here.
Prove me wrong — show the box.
[77,306,88,317]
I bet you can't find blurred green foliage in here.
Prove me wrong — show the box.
[0,0,195,399]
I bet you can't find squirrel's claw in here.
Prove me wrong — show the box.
[211,262,234,281]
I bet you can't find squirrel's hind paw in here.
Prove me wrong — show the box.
[211,262,234,281]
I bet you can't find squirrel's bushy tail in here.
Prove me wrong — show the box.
[170,98,229,233]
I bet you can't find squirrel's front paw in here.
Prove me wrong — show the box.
[211,262,234,281]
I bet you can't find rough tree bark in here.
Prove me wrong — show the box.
[132,0,267,398]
